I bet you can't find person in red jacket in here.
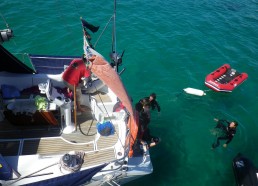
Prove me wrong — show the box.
[62,55,92,112]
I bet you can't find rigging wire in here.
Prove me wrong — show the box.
[94,15,113,49]
[0,11,17,46]
[0,12,9,28]
[57,0,109,53]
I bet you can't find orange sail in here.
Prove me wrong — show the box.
[90,55,138,157]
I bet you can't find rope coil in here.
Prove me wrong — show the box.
[59,151,85,173]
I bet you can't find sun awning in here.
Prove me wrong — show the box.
[0,45,35,74]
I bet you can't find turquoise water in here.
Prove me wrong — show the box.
[1,0,258,185]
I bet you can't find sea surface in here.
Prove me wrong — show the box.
[1,0,258,185]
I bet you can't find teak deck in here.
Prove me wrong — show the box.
[0,93,118,167]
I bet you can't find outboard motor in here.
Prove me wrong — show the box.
[0,29,13,43]
[110,50,124,68]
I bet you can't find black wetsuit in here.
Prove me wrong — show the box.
[139,111,150,133]
[212,119,237,148]
[135,97,161,113]
[137,111,159,147]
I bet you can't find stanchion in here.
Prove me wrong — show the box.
[74,84,77,130]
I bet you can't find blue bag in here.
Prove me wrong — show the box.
[96,121,115,136]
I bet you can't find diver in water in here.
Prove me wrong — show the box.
[135,93,161,113]
[211,118,238,149]
[137,100,160,148]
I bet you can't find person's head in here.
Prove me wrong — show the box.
[230,121,238,128]
[149,93,156,101]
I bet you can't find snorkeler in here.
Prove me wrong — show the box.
[211,118,238,149]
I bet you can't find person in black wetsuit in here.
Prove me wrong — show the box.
[138,99,151,133]
[212,118,238,149]
[135,93,161,113]
[137,100,160,148]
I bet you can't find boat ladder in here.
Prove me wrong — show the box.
[102,173,122,186]
[105,180,120,186]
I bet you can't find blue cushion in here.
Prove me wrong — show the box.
[1,84,20,99]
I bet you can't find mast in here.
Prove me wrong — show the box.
[110,0,124,73]
[111,0,119,72]
[112,0,116,54]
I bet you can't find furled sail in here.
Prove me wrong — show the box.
[90,55,138,157]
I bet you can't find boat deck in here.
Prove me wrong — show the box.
[0,93,119,167]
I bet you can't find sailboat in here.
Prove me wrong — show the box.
[0,1,153,185]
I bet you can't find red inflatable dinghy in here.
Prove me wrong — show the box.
[205,64,248,92]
